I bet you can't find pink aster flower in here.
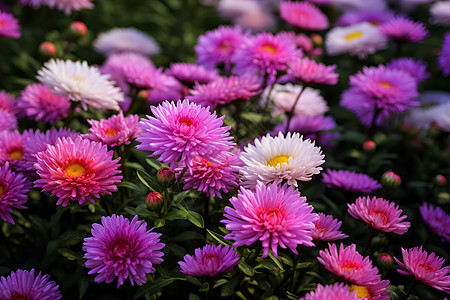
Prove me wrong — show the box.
[287,57,338,85]
[136,99,235,171]
[232,32,301,85]
[318,243,381,285]
[347,196,410,234]
[44,0,93,15]
[84,111,141,147]
[0,11,20,39]
[280,1,329,30]
[311,213,348,242]
[178,244,240,277]
[0,162,30,224]
[0,109,17,131]
[322,169,381,194]
[34,137,122,206]
[189,75,260,108]
[0,269,62,300]
[0,130,28,171]
[386,58,430,84]
[300,283,358,300]
[17,83,70,124]
[336,10,394,26]
[195,25,249,70]
[222,182,318,258]
[439,33,450,76]
[420,203,450,243]
[395,246,450,293]
[0,91,18,115]
[348,279,390,300]
[379,15,428,43]
[166,63,219,87]
[83,214,165,287]
[179,149,242,198]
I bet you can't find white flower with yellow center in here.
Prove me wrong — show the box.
[240,132,325,188]
[325,22,388,59]
[37,59,124,111]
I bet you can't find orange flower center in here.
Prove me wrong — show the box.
[373,210,388,224]
[106,128,118,137]
[9,150,23,160]
[267,155,291,168]
[0,185,4,196]
[418,263,435,273]
[345,31,363,41]
[65,163,86,176]
[261,44,277,54]
[178,116,195,127]
[349,284,371,298]
[379,82,392,89]
[342,260,361,271]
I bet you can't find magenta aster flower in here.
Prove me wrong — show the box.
[34,137,122,206]
[18,83,70,124]
[348,279,390,300]
[420,203,450,242]
[287,57,338,85]
[180,149,242,198]
[280,1,328,30]
[395,246,450,293]
[44,0,93,15]
[300,283,358,300]
[0,269,62,300]
[166,63,219,87]
[318,243,381,285]
[439,33,450,76]
[136,99,235,171]
[322,169,381,194]
[311,213,348,242]
[83,214,165,287]
[0,162,30,224]
[336,10,394,26]
[189,75,260,108]
[386,57,430,83]
[0,109,17,131]
[232,32,301,85]
[347,196,410,234]
[178,244,240,277]
[84,111,141,147]
[0,11,20,39]
[379,15,428,43]
[222,182,318,258]
[195,25,249,70]
[0,130,28,171]
[0,91,18,115]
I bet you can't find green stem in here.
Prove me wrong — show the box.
[366,107,381,140]
[402,280,418,300]
[362,228,376,256]
[176,166,188,191]
[205,278,217,300]
[100,196,112,216]
[290,246,303,292]
[285,85,307,133]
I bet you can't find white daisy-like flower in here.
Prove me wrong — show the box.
[94,27,160,57]
[264,83,329,118]
[325,22,388,59]
[37,59,124,111]
[44,0,93,15]
[430,1,450,26]
[240,132,325,188]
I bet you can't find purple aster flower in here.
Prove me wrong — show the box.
[280,1,329,31]
[287,56,338,85]
[439,33,450,76]
[0,269,62,299]
[322,169,381,194]
[189,75,260,108]
[386,57,430,83]
[420,203,450,243]
[0,162,30,224]
[336,10,394,26]
[195,25,249,70]
[0,10,20,39]
[311,213,348,242]
[179,148,241,198]
[83,214,165,287]
[232,32,301,85]
[222,182,318,258]
[178,244,240,277]
[379,15,428,43]
[166,63,219,87]
[0,130,29,171]
[136,99,235,171]
[34,137,122,206]
[348,196,410,234]
[300,283,358,300]
[0,109,17,131]
[17,83,70,124]
[0,91,18,115]
[83,111,141,147]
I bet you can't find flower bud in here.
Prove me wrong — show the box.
[70,21,88,38]
[381,170,401,189]
[363,140,376,153]
[310,33,323,47]
[145,192,164,210]
[434,174,447,187]
[39,41,57,58]
[136,90,149,102]
[157,167,176,187]
[376,253,393,270]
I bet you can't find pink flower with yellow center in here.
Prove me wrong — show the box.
[34,137,122,206]
[0,130,28,171]
[280,1,329,31]
[300,283,358,300]
[222,182,318,258]
[348,279,390,300]
[318,243,381,285]
[311,213,348,242]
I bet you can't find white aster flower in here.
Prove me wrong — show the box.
[44,0,93,15]
[430,1,450,26]
[325,22,388,59]
[264,83,329,118]
[37,59,124,111]
[94,27,160,57]
[240,132,325,188]
[434,103,450,132]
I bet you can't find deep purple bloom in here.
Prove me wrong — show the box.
[379,15,428,42]
[322,169,381,194]
[439,33,450,76]
[0,109,17,131]
[0,269,62,299]
[311,213,348,242]
[336,10,394,26]
[0,162,30,224]
[420,203,450,242]
[387,57,430,83]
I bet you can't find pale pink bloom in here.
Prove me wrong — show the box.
[280,1,329,30]
[287,57,338,85]
[45,0,93,15]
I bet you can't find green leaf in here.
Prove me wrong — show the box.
[286,291,300,300]
[164,208,187,221]
[136,169,161,193]
[268,252,283,270]
[135,204,158,218]
[256,259,278,271]
[79,277,89,300]
[171,231,204,242]
[87,204,95,213]
[186,211,204,228]
[134,277,180,299]
[295,262,313,269]
[214,279,228,288]
[264,296,279,300]
[117,181,142,192]
[221,276,239,297]
[238,260,255,276]
[154,219,165,228]
[124,162,145,170]
[188,294,202,300]
[206,229,233,246]
[57,248,84,263]
[145,158,166,170]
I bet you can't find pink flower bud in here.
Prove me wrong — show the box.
[156,167,175,187]
[363,140,376,153]
[434,174,447,187]
[381,170,401,189]
[70,21,87,38]
[39,41,57,58]
[376,253,393,269]
[145,192,164,210]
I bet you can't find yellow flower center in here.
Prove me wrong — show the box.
[267,155,291,168]
[0,185,4,196]
[9,150,23,160]
[106,128,118,137]
[379,82,392,89]
[261,44,277,54]
[349,284,371,298]
[342,261,360,271]
[65,163,86,176]
[345,31,363,41]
